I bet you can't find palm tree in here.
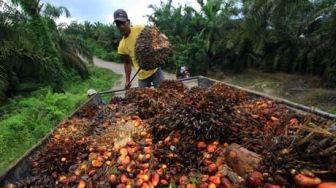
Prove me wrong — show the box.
[1,1,47,100]
[57,34,91,78]
[196,0,222,56]
[308,7,336,87]
[12,0,92,80]
[1,1,93,102]
[11,0,65,91]
[147,0,335,86]
[40,3,91,78]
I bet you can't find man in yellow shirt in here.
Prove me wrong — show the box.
[114,9,164,89]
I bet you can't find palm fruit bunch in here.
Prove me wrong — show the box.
[135,26,171,70]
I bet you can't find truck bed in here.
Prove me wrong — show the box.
[1,76,335,187]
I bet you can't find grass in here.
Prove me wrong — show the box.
[331,107,336,114]
[0,66,121,173]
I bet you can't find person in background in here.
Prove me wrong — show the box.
[176,65,190,79]
[114,9,164,89]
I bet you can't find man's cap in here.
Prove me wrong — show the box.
[114,9,128,22]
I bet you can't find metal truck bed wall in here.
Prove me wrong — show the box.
[1,76,335,186]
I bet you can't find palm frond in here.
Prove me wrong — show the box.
[60,50,89,79]
[11,0,41,17]
[58,34,93,64]
[42,3,71,19]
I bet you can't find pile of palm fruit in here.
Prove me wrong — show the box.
[4,80,335,188]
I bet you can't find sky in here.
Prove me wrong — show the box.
[39,0,201,25]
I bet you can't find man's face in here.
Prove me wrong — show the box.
[115,20,130,37]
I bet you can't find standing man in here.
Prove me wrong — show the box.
[114,9,164,89]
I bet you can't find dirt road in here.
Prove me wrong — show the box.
[93,57,175,90]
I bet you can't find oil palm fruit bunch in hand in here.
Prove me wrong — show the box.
[135,26,172,70]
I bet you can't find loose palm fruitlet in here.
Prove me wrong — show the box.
[135,26,171,70]
[5,80,336,188]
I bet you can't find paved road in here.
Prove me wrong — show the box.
[93,57,175,90]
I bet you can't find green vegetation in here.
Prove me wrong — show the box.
[0,67,121,173]
[0,1,93,103]
[85,38,120,62]
[63,21,121,62]
[148,0,336,88]
[331,107,336,114]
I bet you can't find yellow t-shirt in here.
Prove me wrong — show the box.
[117,25,157,80]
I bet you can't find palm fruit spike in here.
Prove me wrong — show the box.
[135,26,172,70]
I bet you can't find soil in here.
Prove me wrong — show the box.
[215,70,336,114]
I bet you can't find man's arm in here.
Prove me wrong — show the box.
[120,55,132,89]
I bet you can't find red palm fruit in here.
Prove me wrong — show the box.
[199,182,208,188]
[116,184,126,188]
[164,136,171,145]
[143,146,152,154]
[209,176,221,185]
[115,112,121,118]
[208,182,217,188]
[120,174,129,184]
[137,174,150,182]
[119,148,128,156]
[144,154,151,160]
[294,173,321,187]
[203,159,213,165]
[160,179,169,185]
[109,174,117,184]
[135,178,143,187]
[208,163,218,174]
[156,168,164,176]
[91,160,103,168]
[74,169,81,176]
[118,165,125,171]
[127,140,137,147]
[207,144,217,153]
[197,141,207,149]
[131,115,140,120]
[121,156,130,166]
[215,157,224,166]
[88,169,96,176]
[248,171,264,186]
[173,133,181,143]
[186,183,197,188]
[151,173,160,186]
[317,182,336,188]
[77,179,86,188]
[212,140,219,145]
[141,183,150,188]
[178,175,188,185]
[221,177,232,188]
[59,176,68,184]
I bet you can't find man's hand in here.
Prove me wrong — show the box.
[125,80,131,89]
